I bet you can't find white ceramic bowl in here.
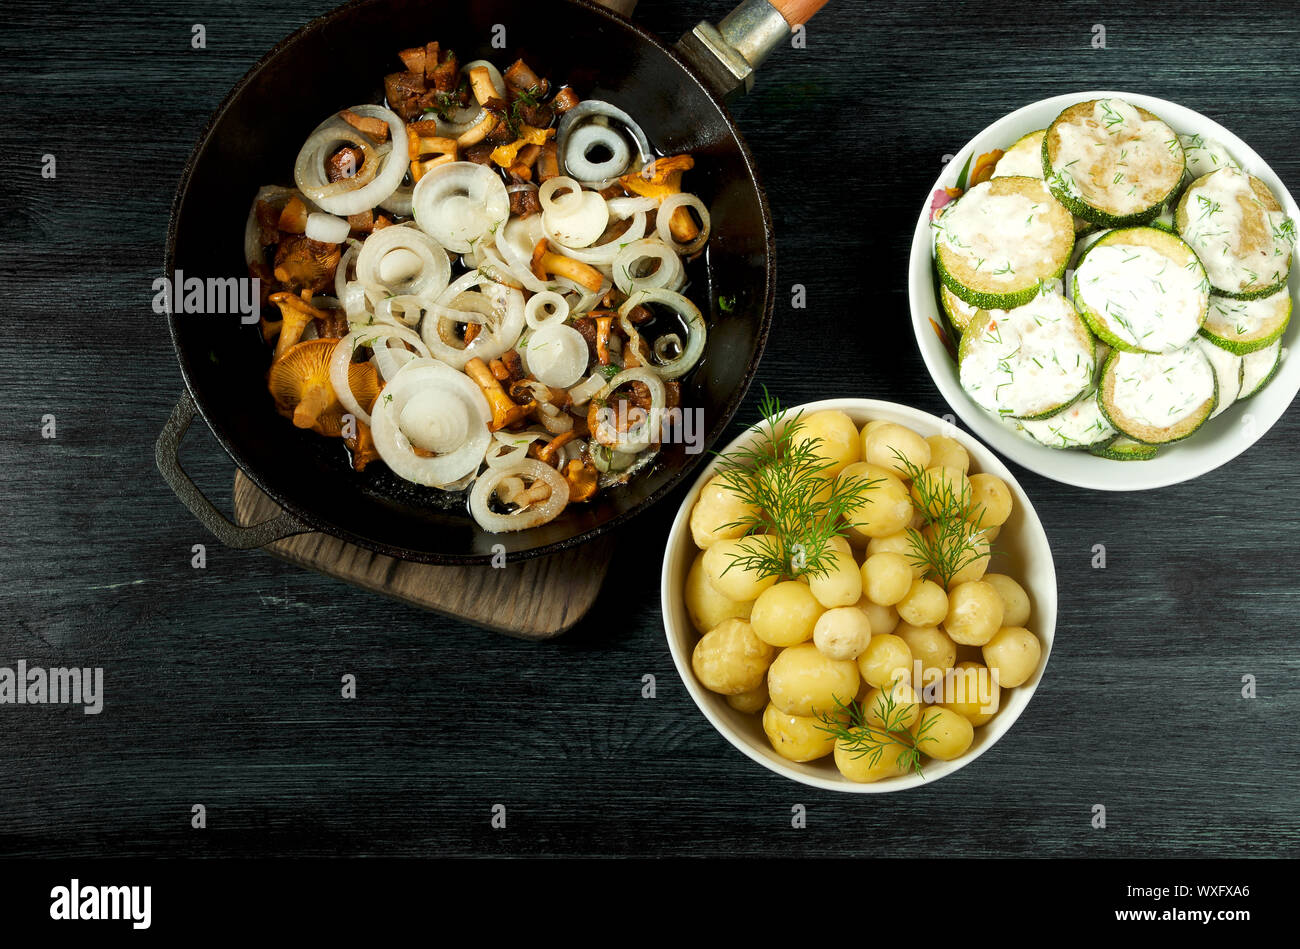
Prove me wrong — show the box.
[660,398,1057,792]
[908,90,1300,490]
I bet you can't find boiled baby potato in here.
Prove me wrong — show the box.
[840,462,913,539]
[813,606,874,661]
[807,535,862,608]
[982,626,1042,688]
[767,642,860,717]
[866,531,926,579]
[925,434,970,474]
[791,410,860,477]
[862,678,923,730]
[727,681,769,715]
[834,732,911,783]
[911,465,972,519]
[939,660,1000,726]
[856,597,899,635]
[943,580,1005,646]
[983,573,1031,627]
[895,623,957,681]
[751,580,823,647]
[913,706,974,760]
[862,422,932,478]
[861,551,913,606]
[691,618,774,695]
[897,578,949,627]
[685,550,753,634]
[857,633,913,688]
[702,535,779,602]
[690,476,760,548]
[763,704,838,762]
[967,473,1013,528]
[925,523,992,587]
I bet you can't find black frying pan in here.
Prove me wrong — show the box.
[157,0,824,564]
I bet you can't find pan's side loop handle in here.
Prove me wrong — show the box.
[155,391,311,549]
[678,0,829,98]
[590,0,638,15]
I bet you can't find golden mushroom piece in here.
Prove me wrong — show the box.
[618,153,699,244]
[268,290,330,360]
[268,339,380,437]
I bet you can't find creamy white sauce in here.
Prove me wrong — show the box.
[936,181,1062,284]
[1018,389,1116,447]
[1049,99,1183,215]
[1074,243,1208,351]
[993,131,1045,179]
[1240,340,1283,396]
[1109,346,1215,427]
[1178,133,1239,180]
[1180,167,1294,294]
[1194,337,1242,418]
[1203,288,1291,343]
[960,291,1095,417]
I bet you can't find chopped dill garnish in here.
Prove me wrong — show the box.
[713,389,880,582]
[891,448,993,589]
[814,690,939,778]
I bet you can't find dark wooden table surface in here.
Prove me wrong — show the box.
[1,0,1297,859]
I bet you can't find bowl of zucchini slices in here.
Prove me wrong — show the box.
[910,91,1299,490]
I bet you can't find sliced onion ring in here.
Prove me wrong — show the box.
[370,361,491,487]
[355,223,451,299]
[412,161,509,253]
[612,238,683,294]
[294,105,409,216]
[618,288,706,381]
[525,290,570,329]
[330,323,433,424]
[655,192,711,256]
[469,459,570,532]
[591,367,666,454]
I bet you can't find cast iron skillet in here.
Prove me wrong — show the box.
[157,0,821,564]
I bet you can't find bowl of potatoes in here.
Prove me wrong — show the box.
[660,397,1057,792]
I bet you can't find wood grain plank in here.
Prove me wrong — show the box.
[230,473,611,640]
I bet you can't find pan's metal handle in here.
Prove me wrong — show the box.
[155,391,311,549]
[678,0,829,98]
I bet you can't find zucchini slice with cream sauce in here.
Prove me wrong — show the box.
[1072,226,1209,354]
[1017,388,1117,449]
[1098,345,1218,443]
[940,284,979,335]
[1199,286,1292,354]
[993,129,1048,179]
[1194,336,1243,419]
[1044,99,1185,226]
[958,290,1095,420]
[1239,340,1283,399]
[934,176,1075,309]
[1089,436,1159,461]
[1176,167,1295,300]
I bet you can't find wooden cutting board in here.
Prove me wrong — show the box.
[231,472,612,640]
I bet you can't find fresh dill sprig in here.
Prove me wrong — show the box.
[814,689,939,777]
[890,448,993,588]
[713,388,880,582]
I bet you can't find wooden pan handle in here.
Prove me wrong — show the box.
[767,0,829,27]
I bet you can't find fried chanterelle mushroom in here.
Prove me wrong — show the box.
[268,339,380,436]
